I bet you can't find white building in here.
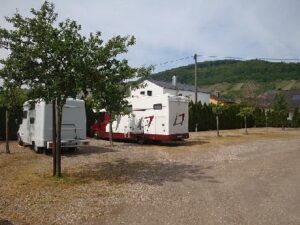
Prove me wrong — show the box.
[131,79,210,104]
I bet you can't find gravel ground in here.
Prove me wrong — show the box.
[0,128,299,225]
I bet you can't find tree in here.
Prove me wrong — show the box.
[292,108,300,128]
[0,63,25,153]
[1,2,89,176]
[0,82,25,154]
[1,1,150,169]
[253,107,266,127]
[273,93,288,130]
[212,104,225,137]
[238,107,254,134]
[87,34,151,145]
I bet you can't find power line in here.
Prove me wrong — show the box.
[151,53,300,69]
[152,56,193,67]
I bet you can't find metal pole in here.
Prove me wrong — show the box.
[194,54,198,103]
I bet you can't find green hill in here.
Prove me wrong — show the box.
[151,60,300,100]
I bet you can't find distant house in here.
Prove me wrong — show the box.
[209,94,235,105]
[258,90,300,120]
[131,79,210,104]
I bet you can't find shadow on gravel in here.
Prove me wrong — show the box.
[62,146,117,157]
[183,140,210,146]
[0,219,13,225]
[72,159,221,185]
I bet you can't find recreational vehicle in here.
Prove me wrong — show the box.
[18,98,89,153]
[90,94,189,142]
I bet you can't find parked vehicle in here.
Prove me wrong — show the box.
[18,98,89,153]
[90,94,189,142]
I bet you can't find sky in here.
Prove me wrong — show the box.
[1,0,300,74]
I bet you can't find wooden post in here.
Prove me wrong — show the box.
[5,109,10,154]
[52,99,57,176]
[216,115,220,137]
[109,119,113,147]
[55,102,62,177]
[194,54,198,103]
[244,116,248,134]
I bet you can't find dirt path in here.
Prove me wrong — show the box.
[0,128,299,225]
[93,131,300,225]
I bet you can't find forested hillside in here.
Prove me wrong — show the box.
[151,60,300,100]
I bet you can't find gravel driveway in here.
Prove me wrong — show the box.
[0,128,299,225]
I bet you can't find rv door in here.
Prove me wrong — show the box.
[28,108,36,144]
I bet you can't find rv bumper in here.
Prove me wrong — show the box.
[47,139,89,149]
[144,133,189,141]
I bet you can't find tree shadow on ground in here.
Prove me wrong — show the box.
[71,158,221,185]
[183,140,210,146]
[0,219,14,225]
[61,146,117,157]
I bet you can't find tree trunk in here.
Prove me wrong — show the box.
[244,116,248,134]
[52,99,57,176]
[109,119,113,147]
[216,115,220,137]
[5,109,10,154]
[55,102,63,177]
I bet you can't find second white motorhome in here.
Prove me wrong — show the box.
[90,94,189,142]
[18,98,89,153]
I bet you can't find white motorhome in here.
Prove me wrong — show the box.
[91,94,189,142]
[18,98,89,153]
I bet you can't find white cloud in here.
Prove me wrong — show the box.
[1,0,300,73]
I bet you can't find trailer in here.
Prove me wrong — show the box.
[18,98,89,153]
[90,94,189,142]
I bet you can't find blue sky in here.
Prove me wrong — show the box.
[1,0,300,73]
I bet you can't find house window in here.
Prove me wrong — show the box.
[30,117,35,124]
[147,90,152,96]
[140,91,145,95]
[153,103,162,110]
[23,111,28,119]
[292,95,300,100]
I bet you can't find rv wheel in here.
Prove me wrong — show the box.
[17,135,24,146]
[32,142,44,154]
[93,131,99,139]
[137,137,145,145]
[68,147,77,153]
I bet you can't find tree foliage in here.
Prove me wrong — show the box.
[237,107,255,134]
[0,1,150,172]
[272,93,288,129]
[292,108,300,128]
[151,60,300,101]
[152,60,300,85]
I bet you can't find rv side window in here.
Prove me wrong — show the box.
[23,111,28,119]
[30,117,35,124]
[140,91,145,95]
[153,104,162,110]
[147,91,152,96]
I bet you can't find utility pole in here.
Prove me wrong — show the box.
[194,53,198,103]
[194,53,198,133]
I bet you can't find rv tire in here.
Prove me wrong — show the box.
[17,135,24,146]
[137,137,145,145]
[32,142,44,154]
[93,131,99,140]
[68,147,77,153]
